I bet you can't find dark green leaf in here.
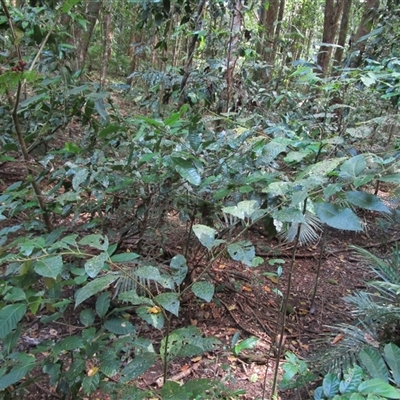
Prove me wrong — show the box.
[121,352,157,382]
[346,191,390,213]
[155,293,180,316]
[84,252,109,278]
[192,281,214,302]
[34,255,63,279]
[0,304,26,339]
[384,343,400,385]
[322,373,340,397]
[75,274,118,307]
[96,292,110,318]
[315,203,362,231]
[110,252,140,263]
[104,318,135,335]
[359,347,389,381]
[358,378,400,398]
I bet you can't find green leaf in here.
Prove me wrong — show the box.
[79,234,109,251]
[346,191,390,213]
[192,281,214,302]
[110,252,140,262]
[302,157,345,178]
[161,381,189,400]
[119,291,155,306]
[72,168,89,191]
[379,174,400,184]
[0,304,26,339]
[96,292,110,318]
[33,255,63,279]
[120,352,157,382]
[315,203,362,231]
[84,252,109,278]
[233,336,258,356]
[80,309,95,326]
[155,293,180,316]
[359,347,389,381]
[384,343,400,385]
[339,366,364,394]
[98,124,124,138]
[104,318,135,335]
[192,224,224,250]
[322,373,340,397]
[0,356,36,391]
[222,200,260,220]
[227,241,256,267]
[136,306,165,329]
[339,155,366,180]
[82,373,100,395]
[358,378,400,398]
[75,274,118,307]
[170,255,188,285]
[62,0,80,12]
[272,207,306,223]
[172,157,201,186]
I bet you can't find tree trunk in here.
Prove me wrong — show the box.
[76,0,102,72]
[177,0,206,108]
[257,0,280,63]
[100,2,112,87]
[317,0,344,75]
[224,0,245,112]
[333,0,352,68]
[348,0,380,68]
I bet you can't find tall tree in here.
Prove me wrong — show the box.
[257,0,280,63]
[348,0,380,68]
[333,0,352,68]
[317,0,344,75]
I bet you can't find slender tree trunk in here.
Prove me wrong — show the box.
[177,0,206,108]
[317,0,344,75]
[348,0,380,68]
[225,0,244,112]
[100,2,112,86]
[333,0,352,68]
[76,0,102,72]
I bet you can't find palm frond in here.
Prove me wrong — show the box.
[281,211,322,246]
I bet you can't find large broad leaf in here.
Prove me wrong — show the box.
[191,281,214,302]
[272,207,306,224]
[301,157,345,178]
[359,347,389,381]
[339,155,366,180]
[155,293,180,316]
[120,352,157,383]
[84,252,109,278]
[110,252,140,263]
[33,255,63,279]
[339,366,364,394]
[222,200,259,220]
[172,157,201,186]
[315,203,362,231]
[346,191,390,213]
[384,343,400,385]
[75,274,118,307]
[79,234,109,251]
[0,304,26,339]
[104,318,135,335]
[0,355,36,391]
[192,224,224,251]
[322,373,340,397]
[170,255,188,285]
[227,241,256,267]
[380,174,400,184]
[95,292,110,318]
[136,306,164,329]
[72,168,89,191]
[358,378,400,398]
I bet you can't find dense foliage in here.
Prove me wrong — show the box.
[0,0,400,398]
